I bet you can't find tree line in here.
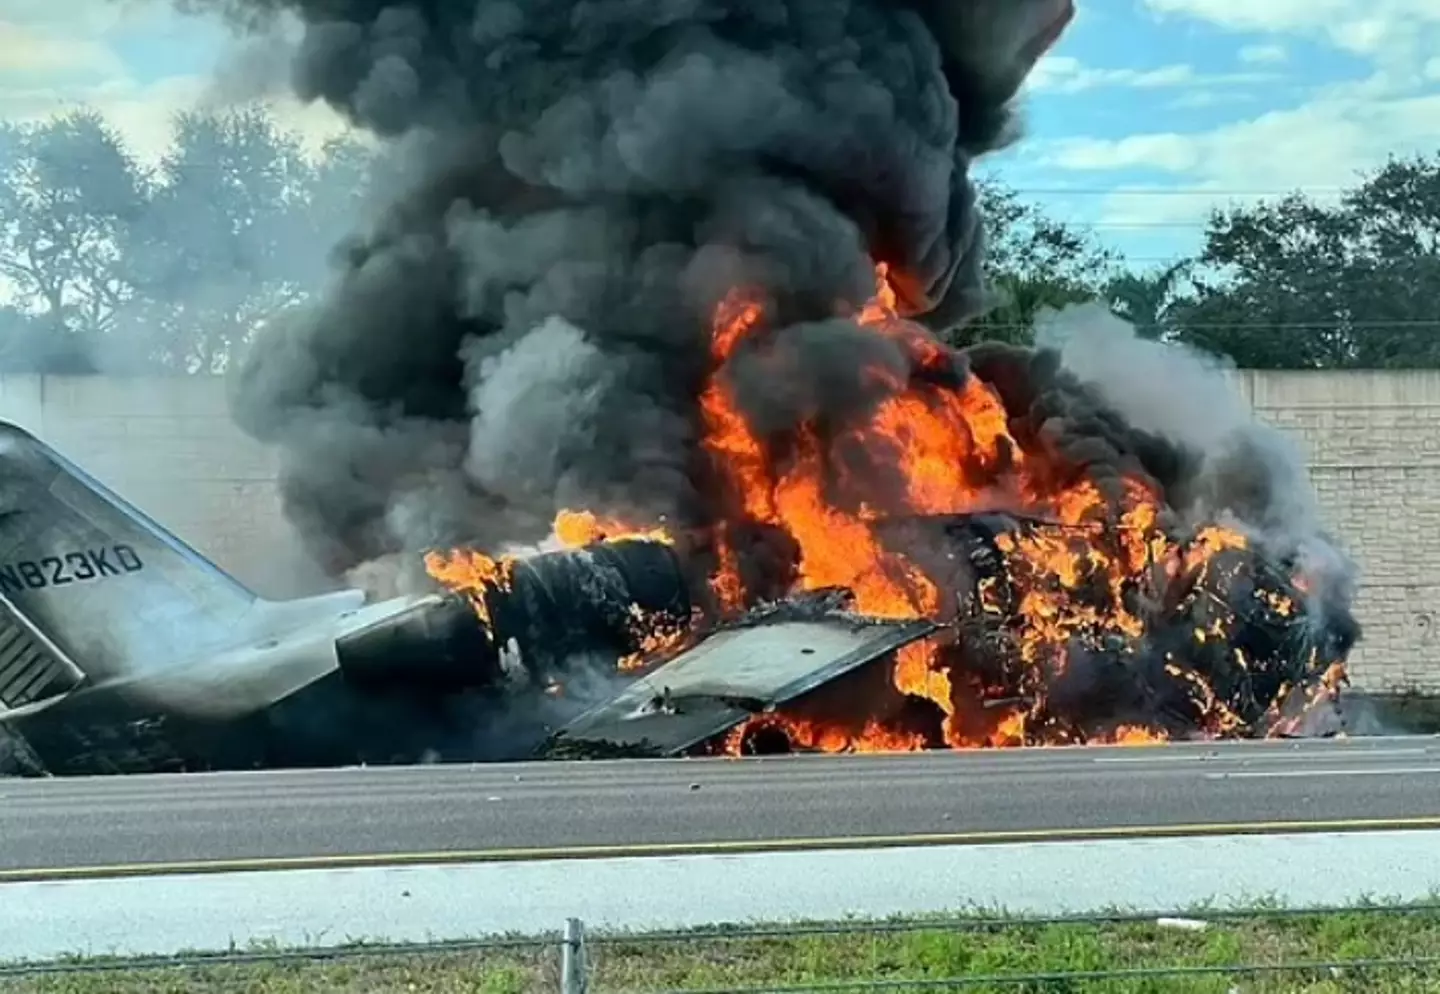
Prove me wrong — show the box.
[0,108,371,374]
[3,106,1437,373]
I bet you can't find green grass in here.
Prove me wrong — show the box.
[7,905,1440,993]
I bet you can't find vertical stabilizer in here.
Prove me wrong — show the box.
[0,421,260,690]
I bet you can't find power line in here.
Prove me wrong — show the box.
[1078,222,1226,229]
[985,220,1251,229]
[996,187,1355,197]
[969,319,1440,332]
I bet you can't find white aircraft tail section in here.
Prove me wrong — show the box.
[0,421,263,691]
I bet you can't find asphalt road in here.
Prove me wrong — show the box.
[3,736,1440,878]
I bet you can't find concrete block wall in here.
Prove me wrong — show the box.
[1234,370,1440,692]
[0,374,309,600]
[0,371,1437,690]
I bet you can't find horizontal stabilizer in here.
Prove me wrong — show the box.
[0,594,85,718]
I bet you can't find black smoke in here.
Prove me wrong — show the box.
[182,0,1357,657]
[181,0,1026,577]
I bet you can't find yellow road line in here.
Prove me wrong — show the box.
[5,816,1440,884]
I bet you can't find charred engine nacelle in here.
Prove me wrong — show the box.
[878,511,1023,617]
[485,539,693,680]
[337,539,694,695]
[335,591,502,693]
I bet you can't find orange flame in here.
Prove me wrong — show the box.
[692,264,1270,749]
[423,548,513,628]
[427,262,1337,754]
[724,714,928,756]
[424,507,677,660]
[554,509,674,548]
[1107,725,1168,746]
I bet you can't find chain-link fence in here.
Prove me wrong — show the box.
[4,904,1440,992]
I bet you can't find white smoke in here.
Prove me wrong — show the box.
[1033,301,1357,609]
[462,315,610,510]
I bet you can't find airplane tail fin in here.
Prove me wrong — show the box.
[0,420,263,709]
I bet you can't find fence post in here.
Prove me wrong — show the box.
[561,917,588,994]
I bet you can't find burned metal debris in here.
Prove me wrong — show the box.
[529,511,1355,759]
[550,595,940,757]
[424,537,693,687]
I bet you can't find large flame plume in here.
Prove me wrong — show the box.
[426,265,1354,753]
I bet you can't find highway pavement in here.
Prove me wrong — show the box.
[3,735,1440,879]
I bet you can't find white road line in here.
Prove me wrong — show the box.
[1203,766,1440,780]
[1097,747,1434,766]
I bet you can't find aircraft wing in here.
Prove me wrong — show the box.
[552,615,940,756]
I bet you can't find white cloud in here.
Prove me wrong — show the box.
[1165,89,1260,110]
[0,1,350,163]
[1028,56,1274,95]
[1,0,127,34]
[1,75,350,165]
[1029,0,1440,248]
[0,21,123,76]
[1142,0,1440,40]
[1036,82,1440,227]
[1143,0,1440,76]
[1045,134,1203,173]
[1238,44,1288,65]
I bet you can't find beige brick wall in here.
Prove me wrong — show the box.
[0,374,317,599]
[1235,370,1440,692]
[1,371,1437,690]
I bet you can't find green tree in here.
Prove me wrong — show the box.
[0,104,378,375]
[306,134,379,261]
[1169,153,1440,369]
[118,107,323,373]
[0,110,148,370]
[955,179,1118,346]
[1104,260,1192,341]
[1337,154,1440,366]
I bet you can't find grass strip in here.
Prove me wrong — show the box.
[7,903,1440,993]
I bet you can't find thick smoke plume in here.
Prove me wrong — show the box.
[142,0,1363,757]
[191,0,1013,576]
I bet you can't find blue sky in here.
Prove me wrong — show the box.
[3,0,1439,271]
[990,0,1440,267]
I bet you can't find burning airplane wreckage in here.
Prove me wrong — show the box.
[0,309,1361,776]
[414,280,1362,759]
[0,0,1364,774]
